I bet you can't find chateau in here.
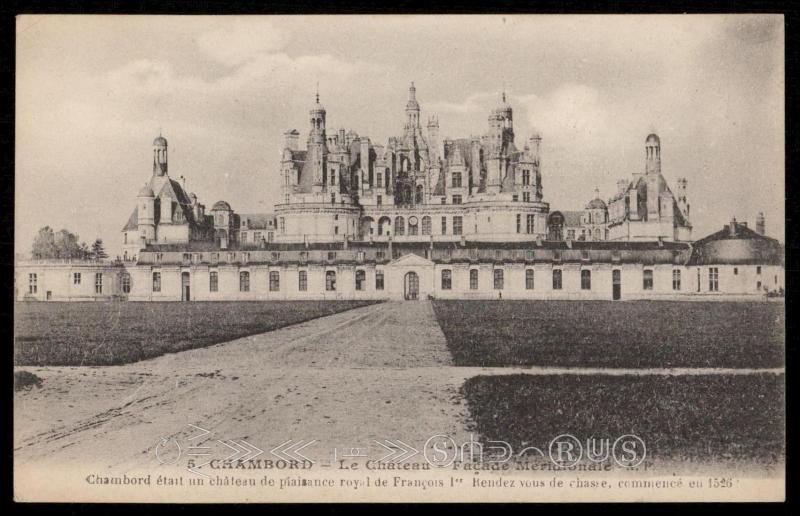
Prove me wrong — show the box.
[16,85,783,302]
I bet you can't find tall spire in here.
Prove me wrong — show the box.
[315,81,319,104]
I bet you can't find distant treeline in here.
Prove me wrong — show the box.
[31,226,108,260]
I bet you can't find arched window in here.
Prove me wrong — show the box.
[355,270,365,291]
[441,269,452,290]
[595,228,601,240]
[395,216,405,236]
[581,269,592,290]
[470,269,479,290]
[121,273,131,294]
[408,218,418,236]
[421,216,431,235]
[416,185,424,204]
[239,271,250,292]
[494,269,504,290]
[378,217,391,236]
[552,269,562,290]
[526,269,534,290]
[326,271,337,291]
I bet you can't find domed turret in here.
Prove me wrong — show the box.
[586,187,607,210]
[153,133,168,176]
[308,86,326,142]
[645,133,661,175]
[211,200,232,211]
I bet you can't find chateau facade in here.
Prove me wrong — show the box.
[276,84,548,245]
[15,85,784,302]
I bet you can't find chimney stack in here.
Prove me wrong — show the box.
[756,212,766,236]
[729,217,737,237]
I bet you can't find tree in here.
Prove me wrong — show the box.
[79,242,90,260]
[91,239,108,260]
[31,227,56,259]
[54,229,81,259]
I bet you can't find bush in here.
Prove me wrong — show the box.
[14,370,43,391]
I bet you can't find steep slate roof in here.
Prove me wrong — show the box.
[123,208,139,231]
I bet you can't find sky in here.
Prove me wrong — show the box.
[16,15,784,258]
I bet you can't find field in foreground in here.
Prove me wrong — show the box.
[14,300,377,366]
[432,300,784,368]
[462,373,784,464]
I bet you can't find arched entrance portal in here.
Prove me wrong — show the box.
[404,271,419,300]
[181,272,190,301]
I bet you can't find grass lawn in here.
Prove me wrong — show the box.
[14,300,377,366]
[462,373,784,464]
[432,300,784,368]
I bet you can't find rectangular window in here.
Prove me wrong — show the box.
[643,269,654,290]
[209,271,218,292]
[326,271,337,291]
[757,266,762,275]
[494,269,504,290]
[470,269,479,290]
[152,272,161,292]
[453,216,463,235]
[523,192,530,202]
[581,269,591,290]
[377,173,382,188]
[73,272,81,285]
[254,232,261,244]
[376,271,384,290]
[526,269,534,290]
[709,267,719,292]
[269,271,280,291]
[328,251,337,261]
[441,217,447,235]
[672,270,681,291]
[357,251,365,261]
[376,251,385,261]
[279,217,285,234]
[516,214,521,233]
[522,169,530,186]
[552,269,562,290]
[526,214,535,234]
[298,271,307,291]
[28,273,37,294]
[356,270,365,291]
[733,267,738,275]
[452,172,462,188]
[122,273,131,294]
[240,271,250,292]
[377,195,382,206]
[441,269,452,290]
[241,233,248,245]
[452,195,462,205]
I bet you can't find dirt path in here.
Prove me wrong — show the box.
[14,301,472,471]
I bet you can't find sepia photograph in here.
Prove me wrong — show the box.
[13,13,785,503]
